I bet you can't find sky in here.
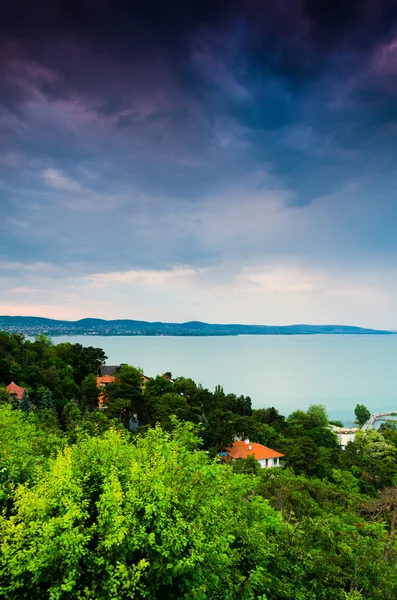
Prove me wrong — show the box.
[1,0,397,327]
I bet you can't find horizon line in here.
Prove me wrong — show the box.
[0,314,394,331]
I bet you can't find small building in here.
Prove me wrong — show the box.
[96,374,116,408]
[6,382,26,401]
[223,439,284,468]
[140,374,150,389]
[331,426,358,449]
[96,370,151,406]
[96,374,116,386]
[99,365,150,389]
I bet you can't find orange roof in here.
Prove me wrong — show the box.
[96,375,116,386]
[225,441,284,461]
[139,374,150,389]
[6,382,26,401]
[97,373,149,389]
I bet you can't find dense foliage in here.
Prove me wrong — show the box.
[0,332,396,598]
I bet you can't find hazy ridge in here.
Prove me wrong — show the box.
[0,316,392,336]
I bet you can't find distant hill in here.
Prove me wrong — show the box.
[0,316,393,337]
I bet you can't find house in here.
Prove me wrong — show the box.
[96,370,151,406]
[6,382,26,401]
[140,374,150,389]
[99,365,150,388]
[331,426,358,449]
[222,439,284,468]
[96,374,116,386]
[96,374,116,408]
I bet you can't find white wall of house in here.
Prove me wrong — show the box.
[257,457,281,468]
[337,433,356,449]
[331,427,357,450]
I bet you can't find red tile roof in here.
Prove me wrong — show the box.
[97,373,149,390]
[139,374,150,389]
[6,382,26,401]
[225,441,284,461]
[96,375,116,386]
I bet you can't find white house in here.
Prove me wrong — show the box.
[223,439,284,468]
[331,426,358,449]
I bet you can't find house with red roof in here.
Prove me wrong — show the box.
[223,439,284,468]
[96,374,116,386]
[97,367,151,390]
[140,374,150,389]
[6,382,26,401]
[96,375,116,408]
[96,371,151,407]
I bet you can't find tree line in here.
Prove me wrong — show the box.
[0,331,397,598]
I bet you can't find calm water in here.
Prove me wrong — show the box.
[50,335,397,422]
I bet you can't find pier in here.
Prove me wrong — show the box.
[361,412,397,431]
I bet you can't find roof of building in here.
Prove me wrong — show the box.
[139,374,150,390]
[332,427,358,434]
[99,365,119,376]
[6,382,26,400]
[96,375,116,386]
[225,440,285,461]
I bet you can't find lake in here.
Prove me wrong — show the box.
[50,335,397,423]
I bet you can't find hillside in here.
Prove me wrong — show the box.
[0,316,392,336]
[0,332,396,599]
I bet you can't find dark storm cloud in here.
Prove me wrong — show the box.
[2,0,397,93]
[1,0,397,321]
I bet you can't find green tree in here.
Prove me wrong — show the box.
[349,430,397,488]
[144,374,173,397]
[37,387,54,411]
[103,397,132,427]
[39,408,60,433]
[0,405,64,508]
[232,454,261,475]
[206,408,236,452]
[19,389,31,413]
[355,404,371,426]
[362,487,397,559]
[329,420,344,428]
[280,436,319,476]
[104,364,143,422]
[0,423,283,600]
[252,407,285,430]
[330,468,361,494]
[143,392,189,429]
[54,342,106,386]
[307,404,329,428]
[223,393,252,416]
[34,333,53,347]
[0,387,11,406]
[62,400,82,442]
[80,373,99,411]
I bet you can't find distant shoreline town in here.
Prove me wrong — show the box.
[0,316,393,337]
